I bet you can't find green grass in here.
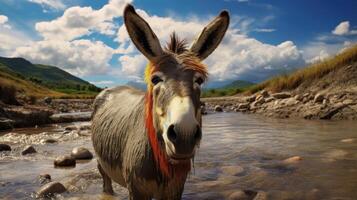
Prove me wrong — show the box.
[246,44,357,94]
[201,80,254,97]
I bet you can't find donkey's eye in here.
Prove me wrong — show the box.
[195,77,204,85]
[151,75,163,85]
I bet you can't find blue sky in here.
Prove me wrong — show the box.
[0,0,356,87]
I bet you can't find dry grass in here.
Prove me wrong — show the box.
[247,44,357,94]
[0,70,96,100]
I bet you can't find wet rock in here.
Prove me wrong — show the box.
[215,105,223,112]
[228,190,258,200]
[221,165,244,176]
[41,138,58,144]
[71,147,93,160]
[340,138,355,143]
[39,174,51,184]
[0,143,11,151]
[21,145,37,155]
[54,155,76,167]
[282,156,302,164]
[314,93,324,103]
[36,181,67,198]
[272,92,291,99]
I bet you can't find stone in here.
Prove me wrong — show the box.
[272,92,291,99]
[39,174,51,184]
[215,105,223,112]
[340,138,355,143]
[245,95,256,103]
[265,97,275,103]
[221,166,244,176]
[314,93,324,103]
[228,190,258,200]
[65,125,77,131]
[294,94,302,101]
[0,143,11,152]
[252,98,265,107]
[43,97,52,104]
[260,90,269,97]
[238,103,250,110]
[282,156,302,164]
[343,99,354,105]
[21,145,37,155]
[36,181,66,198]
[71,147,93,160]
[41,138,58,144]
[54,155,76,167]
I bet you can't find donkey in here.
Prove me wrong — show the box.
[91,4,229,200]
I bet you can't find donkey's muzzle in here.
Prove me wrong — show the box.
[166,124,201,156]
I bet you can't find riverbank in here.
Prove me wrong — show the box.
[0,98,93,130]
[202,88,357,120]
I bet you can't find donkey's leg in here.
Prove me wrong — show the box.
[97,162,114,195]
[128,186,151,200]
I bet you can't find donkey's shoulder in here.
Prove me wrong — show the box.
[93,85,145,116]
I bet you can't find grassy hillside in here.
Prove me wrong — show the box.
[247,44,357,94]
[202,80,254,97]
[0,56,100,94]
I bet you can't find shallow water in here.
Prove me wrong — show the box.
[1,113,357,199]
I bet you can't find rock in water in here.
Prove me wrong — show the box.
[0,144,11,152]
[21,145,37,155]
[215,105,223,112]
[71,147,93,160]
[283,156,302,164]
[37,182,66,198]
[39,174,51,184]
[41,138,58,144]
[54,155,76,167]
[228,190,258,200]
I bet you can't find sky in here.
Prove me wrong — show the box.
[0,0,356,87]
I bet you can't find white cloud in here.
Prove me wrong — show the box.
[14,39,114,76]
[0,15,11,29]
[90,80,115,85]
[332,21,357,36]
[35,0,132,41]
[28,0,66,10]
[254,28,275,32]
[116,9,305,82]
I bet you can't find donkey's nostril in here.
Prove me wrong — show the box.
[194,125,202,143]
[167,124,177,143]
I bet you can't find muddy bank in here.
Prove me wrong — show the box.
[202,89,357,120]
[0,98,93,130]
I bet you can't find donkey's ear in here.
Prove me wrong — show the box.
[124,4,163,60]
[190,10,230,60]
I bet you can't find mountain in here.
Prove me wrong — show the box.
[202,80,255,97]
[0,56,100,93]
[126,81,147,91]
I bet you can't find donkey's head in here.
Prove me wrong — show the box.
[124,4,229,170]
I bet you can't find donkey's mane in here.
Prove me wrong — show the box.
[165,32,188,54]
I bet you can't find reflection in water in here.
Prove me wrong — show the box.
[1,113,357,199]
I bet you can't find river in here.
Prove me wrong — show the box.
[1,113,357,199]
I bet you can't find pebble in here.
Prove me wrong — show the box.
[71,147,93,160]
[21,145,37,155]
[36,181,66,198]
[220,165,244,176]
[39,174,51,184]
[215,105,223,112]
[282,156,302,164]
[54,155,76,167]
[41,138,58,144]
[0,144,11,151]
[340,138,355,143]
